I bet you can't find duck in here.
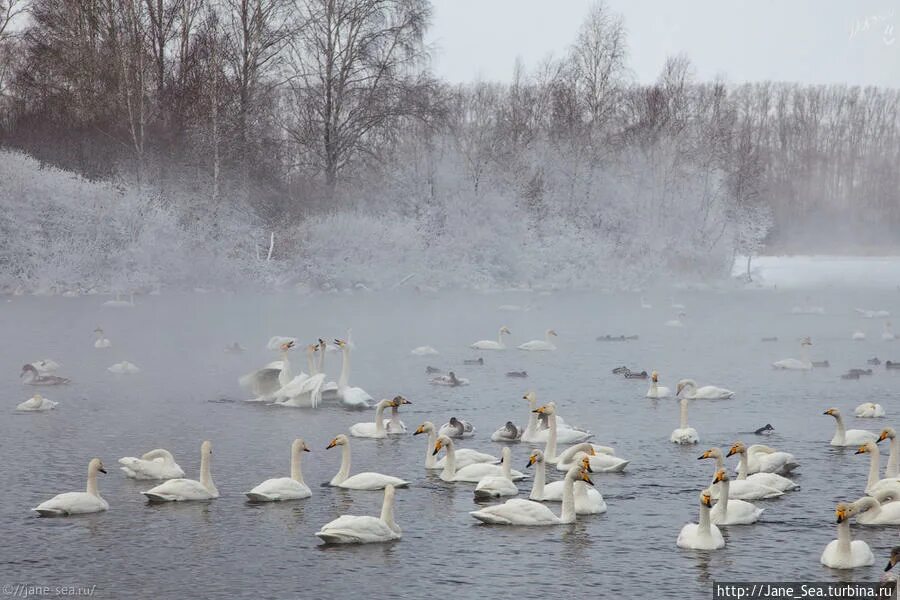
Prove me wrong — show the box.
[676,379,734,400]
[646,371,672,398]
[142,441,218,502]
[438,417,475,439]
[432,436,526,483]
[708,469,763,525]
[93,327,112,348]
[824,408,877,446]
[245,439,312,502]
[820,502,874,569]
[517,329,558,351]
[20,364,70,385]
[676,489,725,550]
[32,458,108,516]
[315,484,401,544]
[326,435,408,490]
[855,402,886,418]
[726,443,798,492]
[16,393,58,411]
[773,336,813,370]
[490,421,524,442]
[430,371,469,386]
[463,357,484,366]
[118,449,185,480]
[506,371,528,378]
[413,422,497,470]
[108,361,140,374]
[471,326,511,350]
[349,397,408,439]
[754,424,775,435]
[473,447,519,499]
[699,448,784,499]
[670,398,699,444]
[528,450,607,514]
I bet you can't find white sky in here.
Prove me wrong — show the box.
[427,0,900,87]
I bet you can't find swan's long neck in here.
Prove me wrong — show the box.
[280,350,292,381]
[306,350,317,376]
[698,503,712,535]
[650,380,659,395]
[497,328,505,345]
[560,472,577,523]
[389,405,401,425]
[833,415,847,444]
[525,398,538,435]
[374,403,387,435]
[888,438,900,478]
[530,460,546,499]
[544,414,558,461]
[800,343,810,364]
[501,452,512,480]
[679,400,689,429]
[335,443,351,484]
[441,441,457,479]
[718,479,730,513]
[545,331,553,343]
[338,346,351,390]
[736,452,749,480]
[317,347,325,376]
[380,489,397,530]
[86,465,99,496]
[868,449,881,490]
[836,519,852,556]
[424,430,437,468]
[200,449,216,493]
[291,448,304,484]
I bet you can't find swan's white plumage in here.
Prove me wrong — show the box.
[32,458,108,516]
[855,402,885,418]
[326,434,408,490]
[16,394,57,411]
[246,439,312,502]
[316,485,401,544]
[825,408,877,446]
[118,449,184,480]
[677,490,725,550]
[820,502,873,569]
[142,441,218,502]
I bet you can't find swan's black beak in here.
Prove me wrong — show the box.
[413,430,423,436]
[725,449,736,457]
[432,448,440,456]
[303,447,311,452]
[98,467,107,474]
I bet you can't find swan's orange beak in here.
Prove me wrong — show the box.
[413,425,426,436]
[713,469,727,483]
[824,409,836,416]
[698,450,714,460]
[836,506,847,523]
[581,457,593,473]
[326,438,338,449]
[580,469,594,486]
[878,431,890,442]
[432,440,443,456]
[701,493,712,507]
[726,444,740,457]
[527,454,538,467]
[855,445,870,455]
[532,405,549,414]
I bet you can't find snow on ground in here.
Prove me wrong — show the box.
[736,255,900,289]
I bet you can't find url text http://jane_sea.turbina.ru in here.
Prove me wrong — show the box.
[713,582,896,599]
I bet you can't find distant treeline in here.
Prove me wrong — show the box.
[0,1,898,291]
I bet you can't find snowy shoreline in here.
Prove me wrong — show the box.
[735,255,900,289]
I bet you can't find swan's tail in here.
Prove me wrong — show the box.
[32,507,66,517]
[469,510,508,525]
[142,492,175,503]
[245,492,274,502]
[473,488,500,499]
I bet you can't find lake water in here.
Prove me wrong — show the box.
[2,288,900,599]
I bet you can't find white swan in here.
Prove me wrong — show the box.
[772,336,813,370]
[315,484,401,544]
[471,326,511,350]
[108,361,140,374]
[93,328,111,348]
[245,439,312,502]
[20,364,69,385]
[855,441,900,494]
[852,495,900,525]
[474,447,519,499]
[326,329,355,353]
[824,408,877,446]
[26,359,61,374]
[326,434,408,489]
[726,443,798,492]
[469,464,592,525]
[671,398,699,444]
[709,469,763,525]
[879,428,899,478]
[664,315,684,328]
[740,444,799,475]
[273,344,325,408]
[857,308,891,319]
[350,397,408,438]
[384,401,409,435]
[491,421,523,442]
[433,436,526,483]
[528,450,606,514]
[852,331,867,341]
[518,329,557,351]
[239,339,295,402]
[555,442,628,473]
[329,338,372,409]
[430,372,470,386]
[32,458,108,516]
[884,322,896,341]
[142,441,218,502]
[411,346,439,356]
[16,393,57,411]
[413,422,496,470]
[438,417,475,438]
[646,371,671,398]
[118,449,185,480]
[855,402,886,418]
[699,448,783,500]
[676,489,725,550]
[820,502,874,569]
[520,392,592,444]
[676,379,734,400]
[102,293,134,308]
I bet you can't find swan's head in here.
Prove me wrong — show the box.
[546,329,557,337]
[413,422,434,436]
[94,327,104,334]
[306,343,318,354]
[879,428,897,443]
[712,469,729,484]
[532,402,556,415]
[280,340,295,352]
[333,338,347,348]
[565,464,594,486]
[700,489,713,508]
[526,450,545,468]
[390,395,411,407]
[885,546,900,572]
[449,417,463,428]
[500,446,511,463]
[823,408,841,418]
[725,442,746,457]
[33,393,43,401]
[433,435,453,456]
[675,379,696,396]
[579,455,594,473]
[326,434,349,449]
[504,421,518,435]
[651,371,659,382]
[89,458,107,474]
[801,336,812,346]
[201,440,213,456]
[698,448,723,461]
[500,326,511,335]
[20,364,37,377]
[855,441,878,455]
[522,391,537,403]
[835,502,854,524]
[292,439,311,453]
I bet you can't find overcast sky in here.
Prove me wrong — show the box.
[427,0,900,87]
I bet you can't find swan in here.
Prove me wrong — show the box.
[433,436,526,483]
[520,392,592,444]
[852,331,867,341]
[27,359,61,374]
[469,464,593,525]
[491,421,523,442]
[699,448,783,499]
[528,450,607,514]
[142,441,218,502]
[315,484,401,544]
[273,346,326,408]
[329,338,372,410]
[108,361,140,374]
[102,293,134,308]
[676,489,725,550]
[326,434,408,490]
[772,336,813,370]
[676,379,734,400]
[471,326,511,350]
[878,428,899,478]
[824,408,877,446]
[326,329,355,353]
[726,443,798,492]
[16,393,57,411]
[473,447,519,499]
[709,469,763,525]
[852,495,900,525]
[430,372,469,386]
[438,417,475,438]
[885,322,896,341]
[854,441,900,494]
[350,397,408,439]
[384,401,410,435]
[820,502,874,569]
[671,398,699,444]
[740,444,799,475]
[857,308,891,319]
[555,442,628,473]
[664,316,684,328]
[118,449,185,480]
[93,327,111,348]
[413,422,496,470]
[20,364,69,385]
[855,402,886,418]
[245,439,312,502]
[517,329,557,351]
[239,339,295,402]
[411,346,439,356]
[646,371,672,398]
[32,458,109,516]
